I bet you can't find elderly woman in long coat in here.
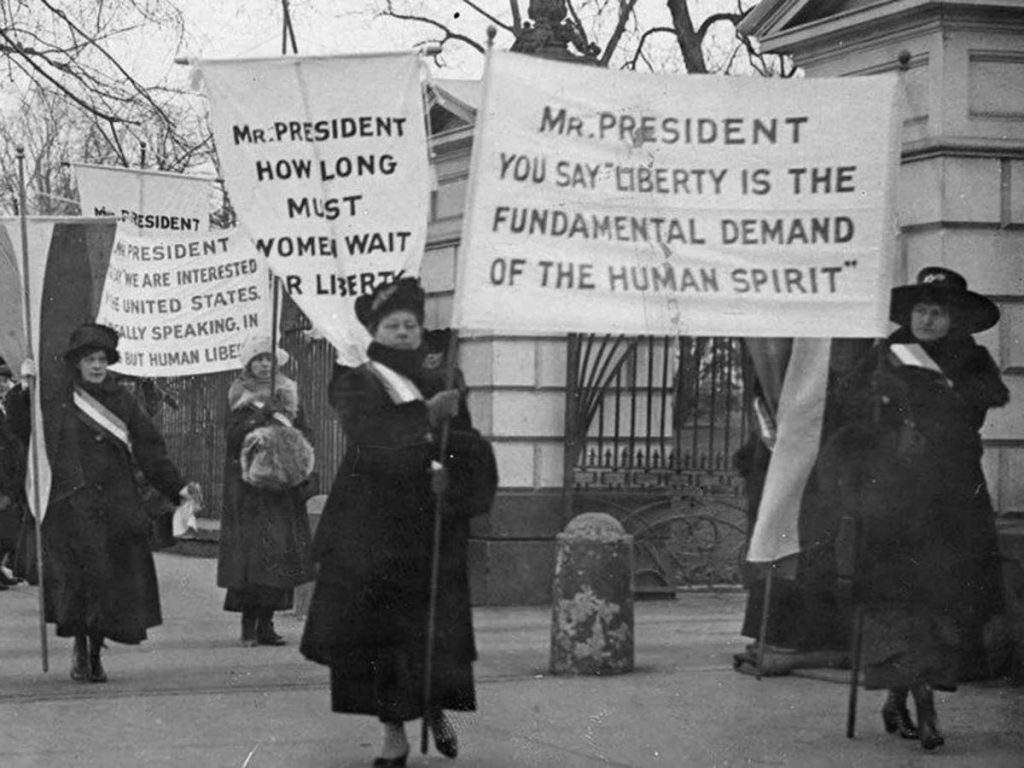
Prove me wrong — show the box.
[821,267,1008,750]
[301,278,497,767]
[217,337,315,646]
[8,324,197,682]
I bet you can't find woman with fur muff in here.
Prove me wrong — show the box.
[820,267,1008,750]
[300,277,497,767]
[8,324,198,682]
[217,337,314,647]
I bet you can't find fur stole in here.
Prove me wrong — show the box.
[227,373,299,419]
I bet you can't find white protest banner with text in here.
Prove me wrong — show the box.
[74,163,212,234]
[197,52,430,363]
[453,52,901,338]
[96,230,272,376]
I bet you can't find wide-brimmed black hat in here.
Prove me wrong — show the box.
[64,323,121,365]
[355,277,425,331]
[890,266,999,334]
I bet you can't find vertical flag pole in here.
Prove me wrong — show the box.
[16,146,49,672]
[269,0,298,397]
[755,562,774,680]
[420,328,460,755]
[269,275,281,398]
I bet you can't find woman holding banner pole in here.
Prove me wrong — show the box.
[300,277,497,766]
[8,323,200,682]
[820,267,1008,750]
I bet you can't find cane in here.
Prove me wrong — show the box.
[846,604,865,738]
[420,330,460,755]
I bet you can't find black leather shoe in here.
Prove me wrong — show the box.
[881,689,918,739]
[87,636,107,683]
[372,750,408,767]
[70,636,89,682]
[912,684,945,750]
[429,712,458,759]
[256,614,286,646]
[256,628,286,646]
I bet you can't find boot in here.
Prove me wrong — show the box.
[428,709,458,759]
[87,634,107,683]
[911,683,945,750]
[241,610,258,647]
[70,634,89,681]
[256,610,285,646]
[881,687,918,739]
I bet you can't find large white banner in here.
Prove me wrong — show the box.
[453,52,902,338]
[96,230,272,376]
[74,163,212,234]
[197,52,430,363]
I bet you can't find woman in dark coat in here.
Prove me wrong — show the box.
[0,358,27,588]
[217,337,314,646]
[822,267,1008,750]
[8,324,197,682]
[301,278,497,767]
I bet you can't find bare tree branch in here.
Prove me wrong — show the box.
[378,3,486,53]
[599,0,640,67]
[626,26,676,71]
[460,0,513,33]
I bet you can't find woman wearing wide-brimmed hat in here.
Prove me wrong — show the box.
[216,337,314,647]
[7,323,198,682]
[820,267,1008,750]
[300,277,497,766]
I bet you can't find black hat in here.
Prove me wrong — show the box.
[0,357,11,378]
[64,323,121,365]
[890,267,999,335]
[355,277,425,331]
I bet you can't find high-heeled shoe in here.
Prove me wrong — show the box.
[371,748,409,767]
[881,688,918,739]
[912,684,945,750]
[70,635,89,682]
[429,711,458,759]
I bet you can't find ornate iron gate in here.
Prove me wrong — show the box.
[564,334,753,589]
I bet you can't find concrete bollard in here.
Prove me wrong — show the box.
[549,512,634,675]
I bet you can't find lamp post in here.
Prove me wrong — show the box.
[511,0,601,64]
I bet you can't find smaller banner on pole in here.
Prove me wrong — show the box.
[95,230,272,376]
[74,163,212,234]
[197,52,431,364]
[453,52,902,339]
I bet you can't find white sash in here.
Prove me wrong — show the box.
[368,361,424,404]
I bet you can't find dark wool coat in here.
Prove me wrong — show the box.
[819,330,1008,685]
[216,399,315,604]
[0,405,28,543]
[8,377,185,643]
[300,362,497,722]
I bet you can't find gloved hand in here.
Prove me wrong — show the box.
[179,481,204,509]
[429,461,449,495]
[20,358,37,380]
[425,389,460,427]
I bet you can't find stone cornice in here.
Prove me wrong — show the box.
[750,1,1024,57]
[901,137,1024,161]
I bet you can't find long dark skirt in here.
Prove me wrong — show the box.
[43,499,161,644]
[862,605,959,691]
[224,585,293,612]
[308,578,476,723]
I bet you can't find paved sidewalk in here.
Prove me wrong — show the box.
[0,552,1021,767]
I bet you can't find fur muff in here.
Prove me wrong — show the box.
[240,424,315,490]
